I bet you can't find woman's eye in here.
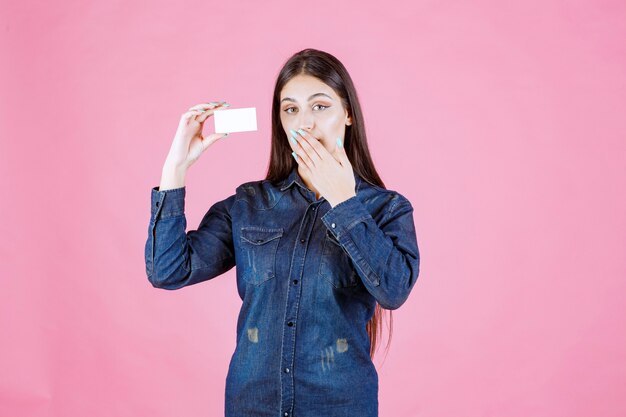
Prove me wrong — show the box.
[283,104,329,114]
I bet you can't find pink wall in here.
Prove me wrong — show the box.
[1,0,625,415]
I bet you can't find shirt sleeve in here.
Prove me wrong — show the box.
[144,185,236,290]
[320,194,420,310]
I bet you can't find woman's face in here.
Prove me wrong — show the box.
[279,74,352,155]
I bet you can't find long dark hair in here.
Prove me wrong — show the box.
[265,48,393,361]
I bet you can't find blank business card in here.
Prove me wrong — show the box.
[213,107,257,134]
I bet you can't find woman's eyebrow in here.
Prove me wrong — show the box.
[280,93,333,103]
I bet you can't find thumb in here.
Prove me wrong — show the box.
[334,136,349,166]
[202,132,229,151]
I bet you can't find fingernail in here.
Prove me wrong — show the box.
[336,137,343,148]
[292,151,298,161]
[289,129,297,137]
[297,129,305,136]
[290,135,298,145]
[222,103,230,107]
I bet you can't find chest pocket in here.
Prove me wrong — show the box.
[319,229,358,289]
[239,226,283,286]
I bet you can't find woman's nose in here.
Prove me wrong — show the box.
[297,115,314,131]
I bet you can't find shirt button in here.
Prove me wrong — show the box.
[284,413,289,416]
[331,223,336,228]
[300,238,305,243]
[287,321,293,327]
[285,368,290,373]
[292,279,298,285]
[155,202,160,207]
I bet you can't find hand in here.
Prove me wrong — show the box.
[164,101,230,170]
[291,129,356,207]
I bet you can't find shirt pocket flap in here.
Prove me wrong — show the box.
[240,227,284,245]
[325,229,341,246]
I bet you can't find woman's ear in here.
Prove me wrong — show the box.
[345,107,352,126]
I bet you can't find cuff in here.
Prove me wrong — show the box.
[321,195,371,240]
[151,186,186,219]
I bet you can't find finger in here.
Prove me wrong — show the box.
[293,140,316,168]
[295,129,324,163]
[297,129,327,157]
[292,148,311,173]
[180,109,205,125]
[195,107,226,123]
[287,131,310,163]
[289,129,298,151]
[191,102,231,123]
[189,101,229,111]
[180,104,221,124]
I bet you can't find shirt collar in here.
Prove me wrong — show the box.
[280,166,363,193]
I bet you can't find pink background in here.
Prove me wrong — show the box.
[1,0,625,416]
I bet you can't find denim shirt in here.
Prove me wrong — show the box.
[144,166,420,417]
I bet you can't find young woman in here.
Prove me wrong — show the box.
[145,48,420,417]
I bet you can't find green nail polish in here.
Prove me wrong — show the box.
[290,135,298,145]
[292,151,298,161]
[297,129,305,136]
